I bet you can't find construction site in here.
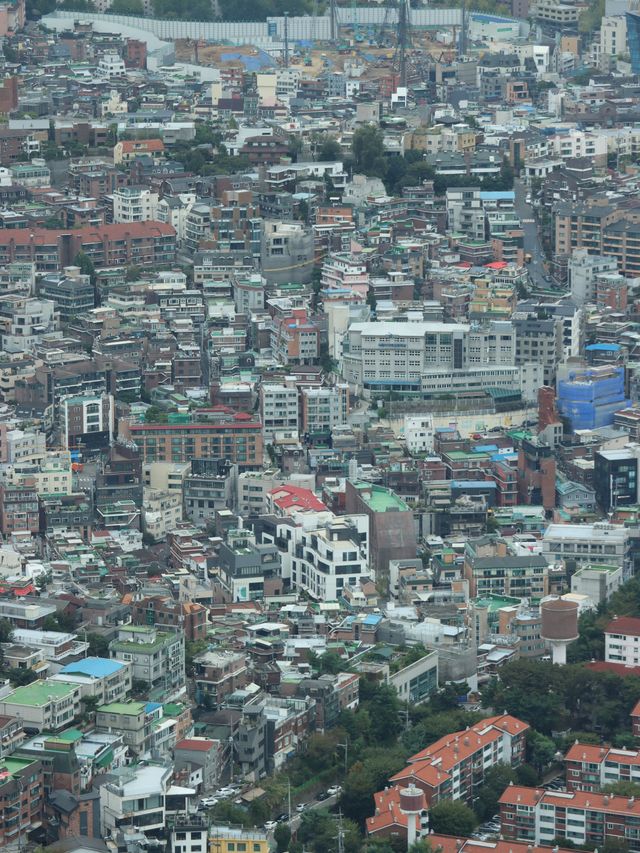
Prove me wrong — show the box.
[174,1,468,87]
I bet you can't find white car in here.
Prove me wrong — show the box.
[199,797,218,808]
[264,821,277,832]
[327,785,342,796]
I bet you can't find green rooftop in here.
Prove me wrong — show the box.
[574,564,619,574]
[98,702,146,716]
[353,482,409,512]
[2,756,36,777]
[6,680,78,707]
[472,594,522,611]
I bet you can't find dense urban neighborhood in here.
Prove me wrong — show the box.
[3,1,640,853]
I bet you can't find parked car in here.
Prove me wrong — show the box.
[264,822,277,832]
[275,813,289,823]
[296,803,306,813]
[327,785,342,796]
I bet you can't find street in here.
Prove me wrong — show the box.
[513,176,548,290]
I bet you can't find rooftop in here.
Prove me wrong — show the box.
[352,482,409,512]
[4,679,78,707]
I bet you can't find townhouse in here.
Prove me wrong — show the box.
[565,742,640,792]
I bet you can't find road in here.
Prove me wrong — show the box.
[513,176,548,290]
[281,792,340,834]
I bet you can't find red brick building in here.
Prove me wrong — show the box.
[131,595,208,642]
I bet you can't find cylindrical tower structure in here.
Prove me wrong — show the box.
[400,786,423,851]
[541,598,579,665]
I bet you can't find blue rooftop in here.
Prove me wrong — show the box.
[586,343,621,351]
[363,614,383,626]
[451,480,497,489]
[60,657,123,678]
[479,191,515,200]
[474,444,499,453]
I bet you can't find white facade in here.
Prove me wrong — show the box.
[569,250,619,306]
[404,415,435,454]
[0,296,56,353]
[542,522,631,574]
[301,385,349,436]
[142,488,183,542]
[100,764,174,835]
[291,514,370,601]
[113,187,159,223]
[343,320,542,402]
[606,619,640,665]
[550,130,608,162]
[97,53,127,79]
[0,450,72,496]
[260,383,300,442]
[600,15,626,56]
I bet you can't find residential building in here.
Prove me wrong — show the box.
[388,651,439,705]
[0,680,81,732]
[594,449,640,511]
[565,742,640,792]
[301,385,349,441]
[112,186,159,224]
[131,596,208,643]
[51,657,132,705]
[173,738,222,792]
[60,393,115,452]
[291,514,370,601]
[192,650,247,708]
[464,538,549,599]
[0,755,44,847]
[389,713,529,807]
[500,786,640,849]
[121,415,263,469]
[260,383,299,442]
[100,763,174,835]
[218,527,282,602]
[604,616,640,665]
[108,625,185,698]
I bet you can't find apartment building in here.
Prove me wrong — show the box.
[499,786,640,850]
[291,514,370,601]
[192,650,247,708]
[109,625,185,697]
[112,186,159,223]
[464,538,549,599]
[260,383,299,442]
[604,616,640,665]
[565,742,640,792]
[38,266,94,325]
[301,385,349,440]
[217,527,282,602]
[0,756,44,848]
[555,201,640,276]
[0,296,56,353]
[100,763,173,835]
[60,393,115,451]
[51,657,132,705]
[388,713,529,807]
[131,596,208,643]
[0,223,176,271]
[0,680,81,732]
[122,415,263,470]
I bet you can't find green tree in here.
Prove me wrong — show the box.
[109,0,144,11]
[274,823,291,853]
[604,781,640,798]
[74,251,96,288]
[579,0,605,33]
[527,730,557,773]
[185,639,207,677]
[352,124,387,178]
[87,632,109,657]
[318,138,342,162]
[429,800,477,836]
[474,765,515,822]
[0,620,13,644]
[8,667,37,687]
[340,750,407,826]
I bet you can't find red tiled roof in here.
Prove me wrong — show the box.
[604,616,640,637]
[175,738,217,752]
[565,742,609,763]
[366,785,426,836]
[119,139,165,153]
[585,661,640,677]
[632,699,640,718]
[428,835,579,853]
[269,485,328,513]
[499,786,640,815]
[0,221,176,247]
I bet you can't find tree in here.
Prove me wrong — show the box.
[81,695,100,715]
[604,781,640,798]
[109,0,144,11]
[429,800,477,837]
[579,0,605,33]
[185,639,207,677]
[86,632,109,657]
[0,619,13,644]
[74,251,96,288]
[274,823,291,853]
[352,125,387,179]
[318,138,342,162]
[527,730,557,773]
[474,765,515,822]
[341,750,407,826]
[8,667,37,687]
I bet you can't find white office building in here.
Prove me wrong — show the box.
[342,320,542,402]
[113,187,159,224]
[260,383,300,442]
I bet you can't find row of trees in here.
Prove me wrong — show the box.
[350,124,514,196]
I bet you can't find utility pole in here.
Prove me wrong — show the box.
[284,12,290,68]
[337,739,348,774]
[336,811,345,853]
[288,777,292,822]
